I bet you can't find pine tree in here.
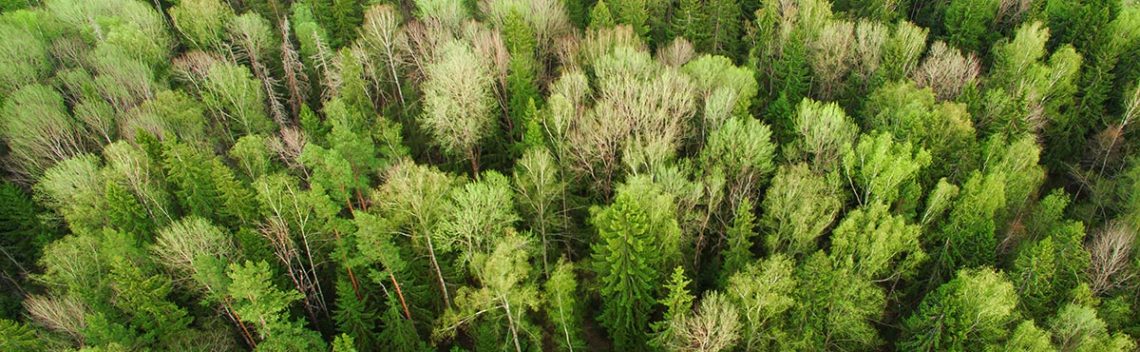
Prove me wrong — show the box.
[227,260,326,350]
[589,0,616,30]
[106,257,192,348]
[788,253,884,351]
[502,9,541,144]
[333,277,376,350]
[649,266,694,349]
[929,172,1007,281]
[590,188,669,351]
[0,319,39,351]
[942,0,1001,53]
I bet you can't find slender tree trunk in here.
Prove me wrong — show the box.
[389,272,413,320]
[424,232,451,307]
[503,298,523,352]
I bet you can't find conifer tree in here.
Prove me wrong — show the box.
[590,188,667,351]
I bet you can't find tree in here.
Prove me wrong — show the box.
[719,198,757,282]
[200,63,275,138]
[725,255,797,351]
[168,0,233,51]
[590,186,673,351]
[1049,303,1136,352]
[0,319,39,351]
[787,252,884,351]
[435,234,540,352]
[544,258,585,352]
[862,81,978,181]
[840,132,932,211]
[0,17,50,97]
[829,203,926,281]
[659,292,741,352]
[438,171,520,271]
[226,260,326,350]
[420,40,497,175]
[651,267,694,349]
[788,99,858,172]
[760,163,842,257]
[307,0,364,47]
[513,148,568,274]
[901,267,1019,351]
[942,0,1001,52]
[163,140,257,228]
[589,0,616,30]
[1,84,86,181]
[912,41,981,101]
[371,161,458,308]
[928,172,1006,280]
[698,116,775,215]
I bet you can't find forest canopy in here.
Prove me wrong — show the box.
[1,0,1140,351]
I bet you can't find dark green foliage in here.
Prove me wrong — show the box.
[305,0,364,48]
[162,140,256,228]
[943,0,1001,52]
[590,189,667,351]
[928,172,1006,280]
[0,182,50,318]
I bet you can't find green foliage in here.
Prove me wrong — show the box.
[227,260,326,350]
[719,198,757,282]
[306,0,364,48]
[589,0,616,30]
[163,140,256,228]
[200,63,274,138]
[544,259,585,352]
[929,172,1007,278]
[726,255,797,351]
[0,318,39,351]
[0,18,50,97]
[862,81,978,180]
[830,203,926,280]
[650,266,694,348]
[761,163,842,256]
[903,267,1020,351]
[3,1,1140,350]
[590,184,675,351]
[1,84,86,180]
[1048,303,1136,352]
[841,132,932,210]
[788,98,858,171]
[788,252,884,351]
[169,0,234,51]
[436,234,540,351]
[943,0,1001,52]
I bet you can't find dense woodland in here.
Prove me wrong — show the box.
[1,0,1140,351]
